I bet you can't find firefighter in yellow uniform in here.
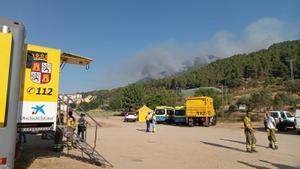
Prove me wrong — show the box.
[67,110,77,150]
[244,111,257,153]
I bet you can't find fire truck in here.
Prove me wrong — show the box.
[0,18,92,169]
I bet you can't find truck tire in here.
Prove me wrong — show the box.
[212,116,217,126]
[205,117,210,127]
[188,118,194,127]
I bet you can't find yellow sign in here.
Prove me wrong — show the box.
[19,44,60,102]
[0,32,12,127]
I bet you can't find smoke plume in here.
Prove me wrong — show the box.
[109,18,300,87]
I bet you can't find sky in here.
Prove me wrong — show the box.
[1,0,300,93]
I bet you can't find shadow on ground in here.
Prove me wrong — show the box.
[200,141,246,153]
[136,129,147,132]
[220,138,268,148]
[254,127,299,135]
[238,160,299,169]
[15,134,111,169]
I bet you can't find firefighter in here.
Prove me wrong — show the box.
[77,113,87,141]
[67,110,77,150]
[53,113,64,152]
[265,112,278,149]
[244,111,257,153]
[145,112,152,132]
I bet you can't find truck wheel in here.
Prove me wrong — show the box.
[212,116,217,126]
[205,118,210,127]
[188,118,194,127]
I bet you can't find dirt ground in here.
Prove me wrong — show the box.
[16,117,300,169]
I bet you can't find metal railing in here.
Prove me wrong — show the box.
[58,94,101,151]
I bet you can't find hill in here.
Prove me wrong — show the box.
[80,40,300,113]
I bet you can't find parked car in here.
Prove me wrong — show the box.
[124,112,137,122]
[294,109,300,134]
[269,111,295,131]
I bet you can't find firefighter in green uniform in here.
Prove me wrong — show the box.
[53,113,64,152]
[244,111,257,153]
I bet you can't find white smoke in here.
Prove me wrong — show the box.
[199,18,300,58]
[106,18,300,88]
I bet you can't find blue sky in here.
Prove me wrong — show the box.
[1,0,300,93]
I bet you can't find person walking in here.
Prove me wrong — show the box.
[151,112,157,133]
[77,113,87,141]
[244,111,257,153]
[265,112,278,149]
[145,112,152,132]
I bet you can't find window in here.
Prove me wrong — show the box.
[286,112,293,118]
[167,110,174,115]
[175,110,185,116]
[280,112,286,118]
[272,112,278,118]
[155,109,165,115]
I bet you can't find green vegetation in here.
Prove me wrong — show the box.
[195,88,221,110]
[80,40,300,115]
[87,110,119,117]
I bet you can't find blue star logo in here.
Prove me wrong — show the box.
[32,105,46,115]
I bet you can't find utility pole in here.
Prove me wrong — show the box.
[221,84,224,118]
[288,59,295,81]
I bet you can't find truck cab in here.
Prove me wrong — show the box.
[174,106,186,124]
[155,106,174,123]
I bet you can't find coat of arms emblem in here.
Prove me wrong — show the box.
[27,51,52,84]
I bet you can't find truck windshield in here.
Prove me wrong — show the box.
[155,109,165,115]
[175,110,185,116]
[280,112,286,118]
[286,112,293,118]
[167,110,174,115]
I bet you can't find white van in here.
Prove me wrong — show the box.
[295,110,300,134]
[269,111,295,131]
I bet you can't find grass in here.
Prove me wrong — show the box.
[86,109,120,118]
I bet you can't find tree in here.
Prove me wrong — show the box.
[109,96,122,110]
[78,102,89,112]
[236,96,254,111]
[273,92,290,109]
[249,89,272,112]
[69,103,77,109]
[286,80,300,96]
[121,84,144,110]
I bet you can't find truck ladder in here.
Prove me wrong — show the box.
[57,95,113,167]
[57,125,113,167]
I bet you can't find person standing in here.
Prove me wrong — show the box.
[67,110,77,150]
[53,113,64,152]
[265,112,278,149]
[77,113,87,141]
[244,111,257,153]
[145,112,152,132]
[151,112,156,133]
